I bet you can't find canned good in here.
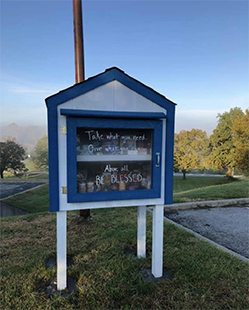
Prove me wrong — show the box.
[119,182,126,191]
[87,181,94,192]
[94,183,101,192]
[78,180,87,193]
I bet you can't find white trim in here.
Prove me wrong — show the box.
[59,198,164,211]
[57,211,67,290]
[137,206,147,258]
[70,81,166,113]
[152,205,164,277]
[77,155,151,162]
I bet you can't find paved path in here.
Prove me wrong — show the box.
[0,182,44,199]
[173,173,244,178]
[174,173,224,178]
[166,206,249,259]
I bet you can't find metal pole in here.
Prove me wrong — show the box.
[73,0,90,219]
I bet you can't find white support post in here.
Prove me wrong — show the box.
[57,211,67,290]
[137,206,146,258]
[152,204,164,278]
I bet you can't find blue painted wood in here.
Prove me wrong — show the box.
[152,121,163,198]
[67,117,162,203]
[164,105,175,205]
[45,67,176,211]
[60,109,167,119]
[47,106,60,212]
[69,189,160,203]
[67,118,77,203]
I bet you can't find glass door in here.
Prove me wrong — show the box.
[67,118,162,203]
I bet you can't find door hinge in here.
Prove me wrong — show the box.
[60,126,67,135]
[62,186,67,194]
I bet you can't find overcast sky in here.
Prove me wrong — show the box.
[0,0,248,135]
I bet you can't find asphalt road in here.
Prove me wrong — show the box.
[166,207,249,258]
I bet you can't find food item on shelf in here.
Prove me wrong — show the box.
[87,179,95,192]
[126,139,137,154]
[127,149,138,155]
[78,180,87,193]
[77,135,81,154]
[78,145,89,155]
[138,148,148,155]
[119,182,126,191]
[94,183,101,192]
[78,128,153,156]
[77,128,153,194]
[147,143,151,154]
[142,176,151,189]
[101,172,112,191]
[77,172,87,193]
[111,183,118,191]
[102,140,119,155]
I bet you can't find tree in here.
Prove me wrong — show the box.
[232,109,249,176]
[174,129,208,179]
[208,108,244,177]
[0,139,26,178]
[33,135,48,171]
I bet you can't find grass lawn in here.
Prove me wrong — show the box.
[173,176,237,193]
[3,184,49,213]
[173,178,249,203]
[1,172,48,182]
[1,208,249,310]
[3,177,248,214]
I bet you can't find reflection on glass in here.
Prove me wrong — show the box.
[76,128,153,193]
[77,128,152,156]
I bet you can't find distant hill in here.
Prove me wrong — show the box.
[0,123,47,153]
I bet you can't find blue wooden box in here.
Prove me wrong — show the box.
[45,67,175,212]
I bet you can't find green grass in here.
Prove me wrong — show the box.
[1,177,249,308]
[173,176,237,193]
[4,184,49,213]
[0,208,249,310]
[174,179,249,203]
[3,177,248,214]
[1,172,48,182]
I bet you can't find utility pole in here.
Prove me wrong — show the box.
[73,0,85,83]
[73,0,90,219]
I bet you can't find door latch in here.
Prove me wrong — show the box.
[156,152,161,168]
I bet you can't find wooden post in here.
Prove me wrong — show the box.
[137,206,146,258]
[152,205,164,277]
[57,211,67,290]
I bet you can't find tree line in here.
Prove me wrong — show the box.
[0,108,248,179]
[0,135,48,178]
[174,107,249,179]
